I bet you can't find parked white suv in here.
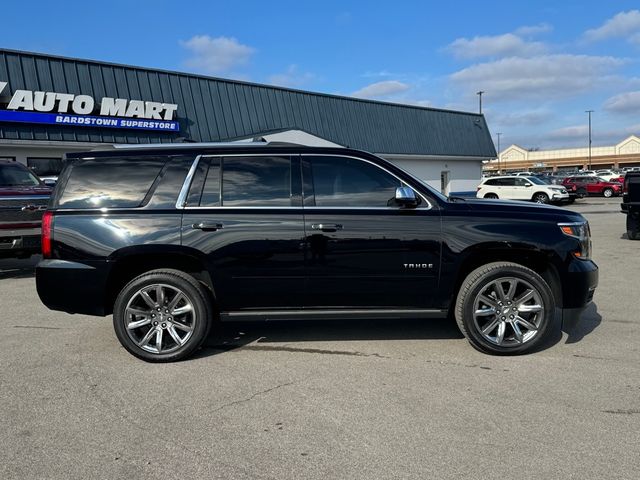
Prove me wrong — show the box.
[477,176,570,204]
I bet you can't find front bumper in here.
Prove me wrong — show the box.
[561,258,598,309]
[36,259,109,316]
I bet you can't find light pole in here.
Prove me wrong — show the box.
[477,91,484,114]
[496,132,502,173]
[586,110,594,170]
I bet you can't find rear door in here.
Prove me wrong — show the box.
[181,154,305,311]
[498,177,518,199]
[301,154,442,309]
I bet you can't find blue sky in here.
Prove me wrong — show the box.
[3,0,640,150]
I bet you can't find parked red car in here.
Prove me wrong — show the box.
[0,160,52,258]
[561,176,622,198]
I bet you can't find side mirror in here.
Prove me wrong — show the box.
[394,186,419,207]
[42,179,57,187]
[524,183,532,187]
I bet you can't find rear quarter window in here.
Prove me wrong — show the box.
[55,157,167,209]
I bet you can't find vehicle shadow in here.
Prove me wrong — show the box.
[195,304,602,359]
[562,302,602,344]
[195,316,465,359]
[0,255,40,280]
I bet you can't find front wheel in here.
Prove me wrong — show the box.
[602,188,614,198]
[454,262,556,355]
[113,269,213,362]
[532,192,549,204]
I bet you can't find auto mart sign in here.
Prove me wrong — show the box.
[0,81,179,132]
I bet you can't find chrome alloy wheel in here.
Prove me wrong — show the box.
[124,284,196,354]
[472,277,544,347]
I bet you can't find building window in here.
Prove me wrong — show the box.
[27,157,64,177]
[0,156,16,162]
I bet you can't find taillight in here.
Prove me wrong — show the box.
[41,211,54,258]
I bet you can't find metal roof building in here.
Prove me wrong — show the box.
[0,49,496,194]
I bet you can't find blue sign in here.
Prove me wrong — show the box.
[0,109,179,132]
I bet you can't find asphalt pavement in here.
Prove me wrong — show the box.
[0,197,638,479]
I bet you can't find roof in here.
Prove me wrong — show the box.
[0,49,496,158]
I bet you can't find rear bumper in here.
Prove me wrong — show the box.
[561,258,598,309]
[0,227,41,257]
[36,259,108,316]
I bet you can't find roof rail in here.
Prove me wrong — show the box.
[91,141,308,151]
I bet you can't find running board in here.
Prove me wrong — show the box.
[220,309,448,322]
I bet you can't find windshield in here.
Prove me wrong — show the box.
[526,176,547,185]
[0,164,41,187]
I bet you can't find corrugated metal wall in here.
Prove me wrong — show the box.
[0,49,496,157]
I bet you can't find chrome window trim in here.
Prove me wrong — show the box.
[0,195,51,201]
[175,154,203,208]
[177,152,432,211]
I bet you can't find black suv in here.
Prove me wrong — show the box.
[36,143,598,361]
[621,172,640,239]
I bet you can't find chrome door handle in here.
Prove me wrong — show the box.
[192,222,224,231]
[311,223,343,232]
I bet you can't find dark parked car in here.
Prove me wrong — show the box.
[36,143,598,361]
[621,172,640,240]
[561,176,622,198]
[0,160,52,258]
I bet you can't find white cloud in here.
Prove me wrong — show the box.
[268,65,316,88]
[584,10,640,43]
[549,125,589,140]
[447,32,546,59]
[514,23,553,36]
[352,80,410,99]
[450,54,626,101]
[494,109,553,126]
[180,35,255,74]
[604,91,640,114]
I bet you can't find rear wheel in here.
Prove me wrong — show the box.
[627,215,640,240]
[113,269,212,362]
[576,188,587,198]
[484,193,499,199]
[602,188,614,198]
[455,262,555,355]
[532,192,549,204]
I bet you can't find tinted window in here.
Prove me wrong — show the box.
[498,178,516,186]
[515,178,531,187]
[200,158,221,207]
[222,156,291,207]
[27,157,63,177]
[57,157,166,208]
[308,156,400,207]
[0,163,41,187]
[484,178,498,186]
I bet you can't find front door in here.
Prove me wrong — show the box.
[301,155,442,309]
[181,155,305,311]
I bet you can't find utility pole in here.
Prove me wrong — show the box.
[477,91,484,114]
[586,110,594,170]
[496,132,502,173]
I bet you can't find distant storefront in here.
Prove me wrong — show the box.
[0,49,496,194]
[490,136,640,172]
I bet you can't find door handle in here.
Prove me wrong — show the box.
[311,223,343,232]
[192,222,224,231]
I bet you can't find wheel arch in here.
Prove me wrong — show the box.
[451,247,563,309]
[105,246,215,315]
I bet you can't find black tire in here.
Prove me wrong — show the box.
[113,269,213,362]
[602,188,614,198]
[627,215,640,240]
[532,192,549,204]
[454,262,556,355]
[484,193,499,199]
[576,188,587,199]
